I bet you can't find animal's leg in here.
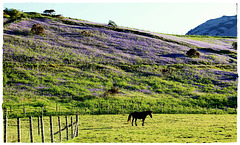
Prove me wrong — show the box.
[135,118,137,126]
[132,118,134,126]
[142,118,145,126]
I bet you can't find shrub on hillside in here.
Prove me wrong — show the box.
[108,20,117,27]
[81,30,92,37]
[161,68,171,75]
[3,11,10,18]
[103,86,119,97]
[232,42,237,50]
[31,24,45,35]
[186,49,200,58]
[54,14,63,19]
[4,8,26,20]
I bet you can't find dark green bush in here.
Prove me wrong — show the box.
[186,49,200,58]
[31,24,45,35]
[232,42,237,50]
[81,30,92,37]
[3,8,25,20]
[108,20,117,27]
[103,86,119,97]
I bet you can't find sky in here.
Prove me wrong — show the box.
[2,0,238,35]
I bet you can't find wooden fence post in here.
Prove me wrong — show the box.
[74,115,79,138]
[215,105,218,114]
[29,116,33,143]
[23,104,26,117]
[50,116,54,143]
[77,106,79,115]
[56,103,58,112]
[58,116,62,141]
[37,116,40,135]
[40,116,45,143]
[65,116,69,140]
[75,114,79,137]
[4,109,8,143]
[71,117,74,139]
[42,105,44,116]
[159,104,161,113]
[122,105,124,115]
[59,106,61,116]
[125,103,128,109]
[17,118,21,142]
[163,105,165,113]
[99,103,101,114]
[112,104,114,114]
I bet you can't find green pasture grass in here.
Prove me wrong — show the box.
[5,114,236,143]
[66,114,237,143]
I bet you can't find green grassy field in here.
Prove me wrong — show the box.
[66,114,236,143]
[5,114,236,143]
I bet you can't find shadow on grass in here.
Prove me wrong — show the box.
[158,54,185,58]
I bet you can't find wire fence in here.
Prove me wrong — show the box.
[4,102,237,119]
[3,103,237,143]
[4,113,79,143]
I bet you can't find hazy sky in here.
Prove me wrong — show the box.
[3,1,237,34]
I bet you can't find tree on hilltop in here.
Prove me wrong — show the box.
[43,10,50,14]
[108,20,117,27]
[43,9,55,15]
[49,9,55,14]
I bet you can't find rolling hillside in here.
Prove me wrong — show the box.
[186,15,237,37]
[2,11,238,117]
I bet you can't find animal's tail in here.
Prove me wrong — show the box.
[127,113,133,122]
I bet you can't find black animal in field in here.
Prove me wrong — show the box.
[127,111,153,126]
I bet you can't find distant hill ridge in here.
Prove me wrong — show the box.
[186,15,237,37]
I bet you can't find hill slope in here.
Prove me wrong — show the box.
[3,13,237,117]
[186,15,237,37]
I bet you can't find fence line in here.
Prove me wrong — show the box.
[4,109,8,143]
[58,116,61,142]
[17,118,20,142]
[29,116,33,143]
[2,103,237,143]
[3,114,80,143]
[40,115,44,143]
[3,102,237,119]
